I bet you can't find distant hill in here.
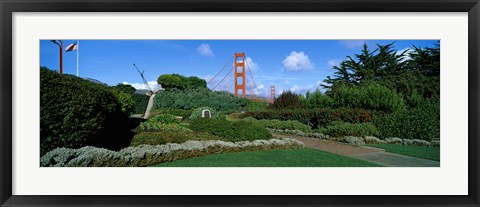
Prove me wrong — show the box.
[82,77,108,86]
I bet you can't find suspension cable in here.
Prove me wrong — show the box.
[245,56,260,95]
[212,66,234,91]
[208,56,233,85]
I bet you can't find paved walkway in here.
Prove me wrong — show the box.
[143,93,156,119]
[349,151,440,167]
[272,133,440,167]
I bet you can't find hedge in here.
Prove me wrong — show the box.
[374,100,440,141]
[133,93,149,114]
[189,119,272,142]
[40,67,131,155]
[240,108,379,129]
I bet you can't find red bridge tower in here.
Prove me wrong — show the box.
[234,53,246,97]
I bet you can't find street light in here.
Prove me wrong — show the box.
[50,40,63,74]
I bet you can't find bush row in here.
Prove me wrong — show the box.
[152,88,247,112]
[240,108,378,129]
[40,138,305,167]
[374,100,440,141]
[317,121,380,137]
[328,83,407,112]
[242,117,312,132]
[189,119,272,142]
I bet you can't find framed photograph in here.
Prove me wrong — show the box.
[1,0,479,206]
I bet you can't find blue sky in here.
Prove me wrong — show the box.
[40,40,438,97]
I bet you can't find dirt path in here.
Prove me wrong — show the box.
[272,133,383,155]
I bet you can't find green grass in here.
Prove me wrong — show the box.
[153,149,382,167]
[368,144,440,161]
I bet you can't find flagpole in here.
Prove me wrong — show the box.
[76,41,79,77]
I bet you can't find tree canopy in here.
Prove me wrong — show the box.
[157,73,207,90]
[322,42,440,100]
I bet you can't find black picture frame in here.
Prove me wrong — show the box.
[1,0,479,206]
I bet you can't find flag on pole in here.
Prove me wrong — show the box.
[65,42,78,52]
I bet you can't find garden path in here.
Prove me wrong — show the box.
[271,133,440,167]
[144,93,156,119]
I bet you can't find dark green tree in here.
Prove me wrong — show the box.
[157,74,184,90]
[113,83,136,94]
[270,91,304,110]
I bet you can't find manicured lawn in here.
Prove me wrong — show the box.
[153,149,382,167]
[368,144,440,161]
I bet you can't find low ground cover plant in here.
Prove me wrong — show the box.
[42,138,305,167]
[130,130,223,146]
[139,114,180,130]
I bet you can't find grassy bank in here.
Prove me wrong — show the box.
[368,144,440,161]
[153,149,382,167]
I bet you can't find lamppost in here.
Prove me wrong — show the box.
[50,40,63,74]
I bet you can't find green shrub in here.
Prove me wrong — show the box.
[242,118,312,132]
[189,107,220,120]
[110,89,135,115]
[305,89,334,109]
[246,100,269,111]
[374,100,439,141]
[139,122,191,132]
[147,114,179,124]
[270,91,304,110]
[330,83,406,112]
[130,131,223,146]
[132,93,149,114]
[157,74,207,90]
[189,119,272,142]
[157,109,192,118]
[112,83,136,94]
[241,108,379,129]
[40,67,131,155]
[318,121,380,137]
[152,88,247,112]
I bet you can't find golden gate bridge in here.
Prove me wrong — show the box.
[207,52,275,103]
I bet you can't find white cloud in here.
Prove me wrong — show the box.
[338,40,366,49]
[197,43,214,57]
[327,59,342,69]
[122,81,161,91]
[282,51,314,71]
[245,57,259,72]
[397,47,413,62]
[289,84,315,94]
